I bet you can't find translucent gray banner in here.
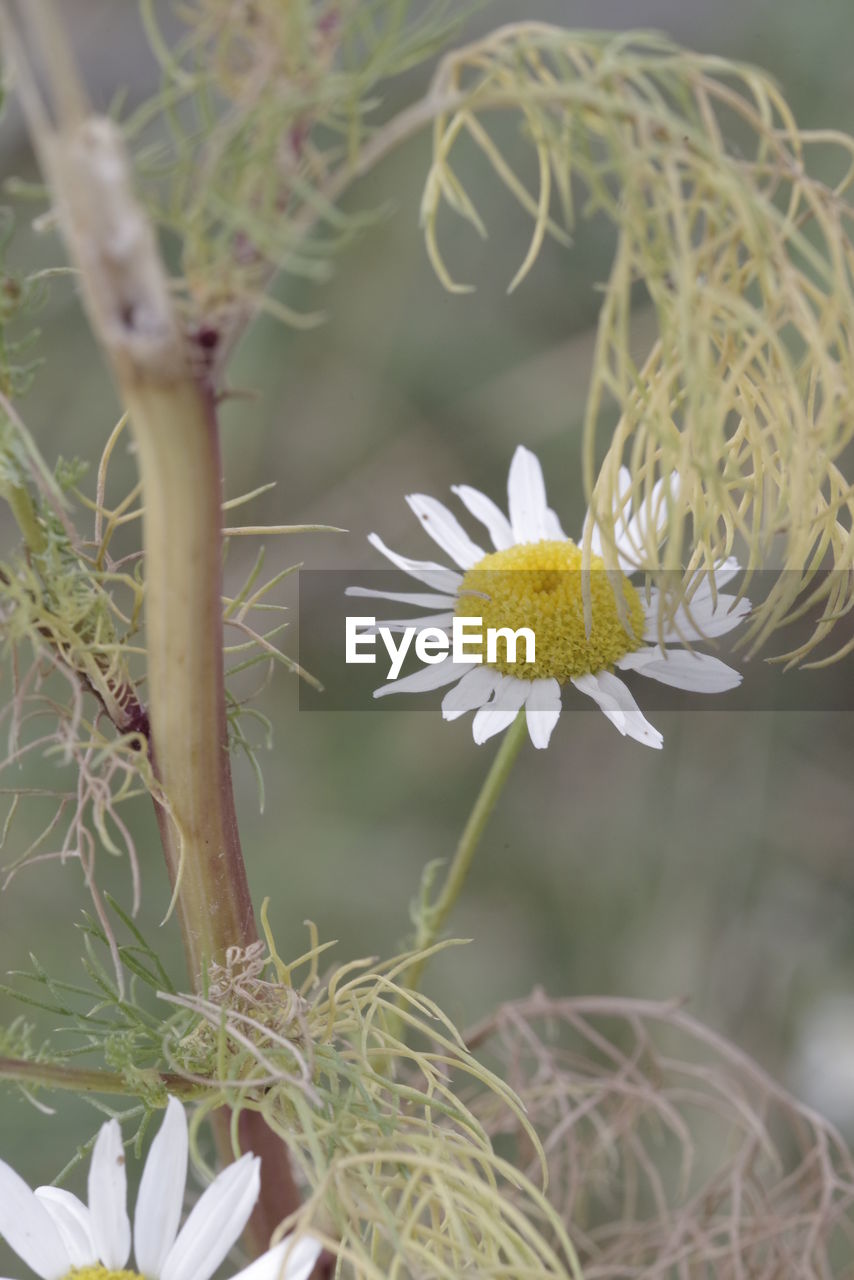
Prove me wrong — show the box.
[297,569,854,711]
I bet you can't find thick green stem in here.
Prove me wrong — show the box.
[403,711,527,994]
[122,381,303,1253]
[123,377,254,982]
[3,0,255,986]
[2,1,303,1252]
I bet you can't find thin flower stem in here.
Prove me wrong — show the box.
[0,1057,197,1098]
[403,711,527,995]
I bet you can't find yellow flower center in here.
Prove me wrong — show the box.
[455,539,644,682]
[67,1269,143,1280]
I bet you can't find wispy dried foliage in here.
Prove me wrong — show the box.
[419,26,854,663]
[468,992,854,1277]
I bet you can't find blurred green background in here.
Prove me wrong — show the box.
[2,0,854,1231]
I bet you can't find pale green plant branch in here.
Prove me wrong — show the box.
[2,0,256,984]
[0,397,151,756]
[403,710,528,996]
[1,0,306,1249]
[3,480,47,554]
[0,1056,197,1099]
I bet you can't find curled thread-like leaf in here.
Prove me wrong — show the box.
[421,26,854,663]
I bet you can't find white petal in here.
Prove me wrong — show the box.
[345,586,459,609]
[652,560,744,622]
[507,446,550,543]
[642,590,750,643]
[441,666,501,720]
[703,556,740,591]
[689,594,751,638]
[161,1155,260,1280]
[634,471,677,539]
[451,484,514,550]
[228,1235,323,1280]
[571,671,663,748]
[472,675,530,744]
[134,1098,189,1279]
[639,588,664,637]
[618,648,742,692]
[640,560,742,634]
[593,470,677,571]
[88,1119,131,1269]
[583,466,632,558]
[35,1189,95,1269]
[0,1163,71,1280]
[365,612,454,634]
[524,678,562,749]
[366,532,462,593]
[405,494,485,569]
[545,508,567,540]
[620,471,678,564]
[374,659,476,699]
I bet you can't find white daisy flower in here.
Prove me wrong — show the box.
[0,1099,321,1280]
[348,446,749,749]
